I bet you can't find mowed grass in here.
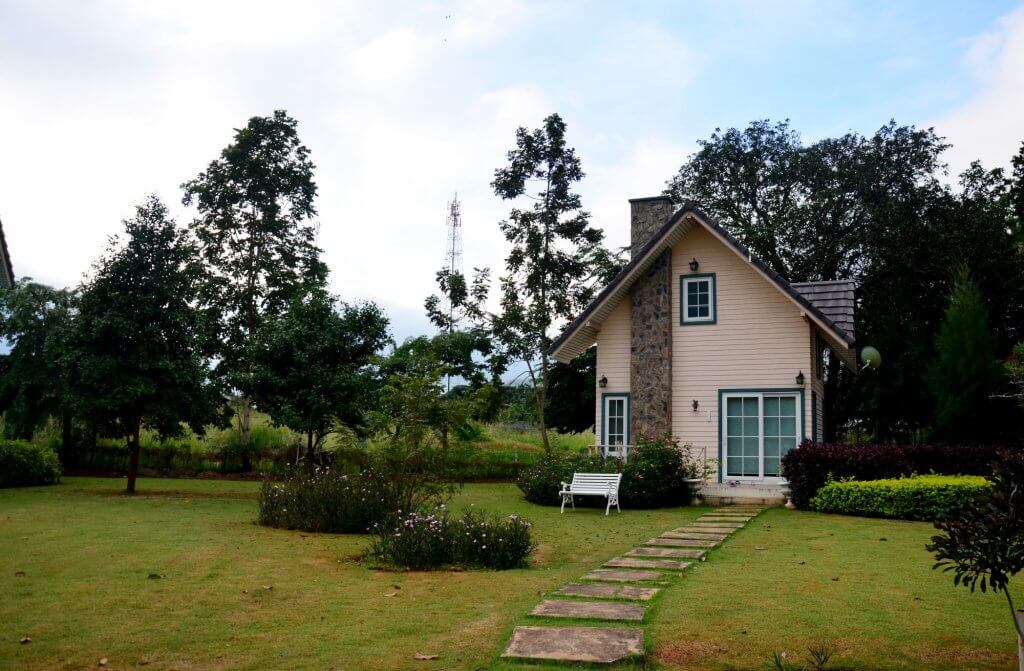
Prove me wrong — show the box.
[650,507,1023,670]
[0,477,694,671]
[1,479,1019,670]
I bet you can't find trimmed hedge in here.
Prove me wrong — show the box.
[781,441,1007,509]
[810,475,991,521]
[0,440,61,488]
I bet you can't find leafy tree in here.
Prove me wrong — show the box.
[65,196,226,494]
[0,280,75,453]
[491,113,611,450]
[545,347,596,434]
[424,266,497,391]
[928,451,1024,667]
[928,267,1003,442]
[182,110,327,461]
[1007,341,1024,406]
[249,291,389,469]
[665,119,1024,440]
[1010,140,1024,250]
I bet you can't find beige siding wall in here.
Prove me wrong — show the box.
[593,298,631,442]
[670,226,814,476]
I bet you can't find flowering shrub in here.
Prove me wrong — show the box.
[371,508,535,570]
[258,466,392,533]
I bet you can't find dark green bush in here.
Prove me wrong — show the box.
[516,451,608,505]
[810,475,991,521]
[370,508,535,570]
[620,437,696,508]
[0,440,61,487]
[516,437,698,508]
[258,466,392,533]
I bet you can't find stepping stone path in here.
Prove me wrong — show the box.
[501,505,767,664]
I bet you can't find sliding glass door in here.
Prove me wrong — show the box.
[722,391,801,480]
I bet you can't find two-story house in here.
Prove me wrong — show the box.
[548,196,857,501]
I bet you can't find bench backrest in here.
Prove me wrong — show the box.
[569,472,622,490]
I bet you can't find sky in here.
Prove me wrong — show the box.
[2,0,1024,343]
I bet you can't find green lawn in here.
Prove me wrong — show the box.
[0,478,1019,670]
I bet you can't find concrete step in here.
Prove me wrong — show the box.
[554,583,659,601]
[627,547,706,560]
[645,537,719,548]
[582,568,663,583]
[604,557,691,571]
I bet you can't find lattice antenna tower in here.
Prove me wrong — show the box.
[443,192,463,330]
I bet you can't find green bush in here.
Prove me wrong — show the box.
[516,451,608,505]
[516,437,698,508]
[370,508,535,570]
[810,475,991,521]
[258,466,392,533]
[619,437,696,508]
[0,440,61,487]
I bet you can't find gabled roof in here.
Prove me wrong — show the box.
[548,201,857,368]
[0,216,13,288]
[790,281,856,341]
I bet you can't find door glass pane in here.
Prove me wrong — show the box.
[725,395,759,477]
[763,394,799,462]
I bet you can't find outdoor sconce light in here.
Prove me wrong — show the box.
[599,375,608,388]
[689,257,700,272]
[692,399,699,411]
[795,370,805,386]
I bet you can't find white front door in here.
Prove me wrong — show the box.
[602,394,629,458]
[722,391,800,481]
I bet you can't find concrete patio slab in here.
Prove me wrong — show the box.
[627,547,706,559]
[531,599,645,621]
[502,626,644,663]
[604,557,690,570]
[581,568,662,582]
[554,583,659,601]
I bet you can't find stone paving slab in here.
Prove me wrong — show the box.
[554,583,659,601]
[695,518,745,525]
[531,598,646,621]
[604,557,691,570]
[503,626,644,663]
[700,515,752,522]
[627,547,706,560]
[664,529,729,540]
[685,525,743,533]
[645,537,719,548]
[582,568,662,582]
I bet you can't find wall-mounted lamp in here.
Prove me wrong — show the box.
[692,399,699,411]
[689,257,700,272]
[598,375,608,388]
[795,370,805,386]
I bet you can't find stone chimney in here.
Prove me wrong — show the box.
[629,196,675,257]
[627,196,673,441]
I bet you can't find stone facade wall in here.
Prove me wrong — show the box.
[630,249,673,440]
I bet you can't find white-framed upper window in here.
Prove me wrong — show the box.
[681,274,716,324]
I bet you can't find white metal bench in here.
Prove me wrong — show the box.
[559,472,623,515]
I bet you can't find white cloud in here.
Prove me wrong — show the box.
[931,6,1024,176]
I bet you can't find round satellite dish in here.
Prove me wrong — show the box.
[861,346,881,370]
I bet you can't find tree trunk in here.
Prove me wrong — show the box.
[1017,609,1023,671]
[61,410,74,467]
[538,356,550,451]
[126,422,141,495]
[240,396,253,471]
[305,430,315,474]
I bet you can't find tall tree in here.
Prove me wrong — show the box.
[665,119,1024,440]
[249,291,390,468]
[491,113,609,450]
[1010,140,1024,250]
[182,110,327,461]
[424,265,496,389]
[66,196,225,493]
[0,280,75,453]
[928,267,1003,442]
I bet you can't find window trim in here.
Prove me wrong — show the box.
[680,273,717,325]
[600,392,631,457]
[717,387,805,483]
